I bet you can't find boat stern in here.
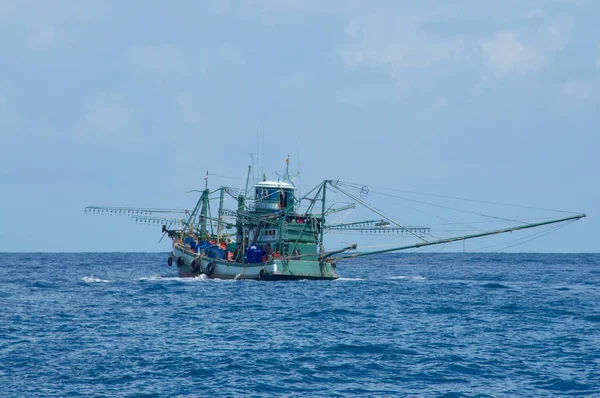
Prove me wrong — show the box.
[260,259,338,281]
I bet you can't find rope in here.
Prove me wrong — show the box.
[330,183,428,243]
[366,188,529,225]
[335,181,525,232]
[337,181,579,215]
[480,220,576,252]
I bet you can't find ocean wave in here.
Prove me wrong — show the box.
[481,282,509,289]
[138,274,240,283]
[389,275,426,281]
[81,276,110,283]
[30,280,57,288]
[582,315,600,323]
[139,274,208,282]
[4,252,600,397]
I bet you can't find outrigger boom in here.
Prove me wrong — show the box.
[332,213,586,260]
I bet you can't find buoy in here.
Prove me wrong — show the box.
[167,257,173,266]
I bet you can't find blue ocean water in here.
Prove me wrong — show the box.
[1,253,599,397]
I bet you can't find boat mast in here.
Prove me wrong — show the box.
[244,165,252,197]
[319,180,327,257]
[200,173,209,238]
[217,187,225,245]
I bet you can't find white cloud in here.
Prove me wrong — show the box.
[123,44,195,86]
[340,12,464,84]
[561,80,595,105]
[541,16,574,53]
[73,93,137,142]
[480,32,543,77]
[480,17,573,77]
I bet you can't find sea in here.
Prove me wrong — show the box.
[1,252,599,397]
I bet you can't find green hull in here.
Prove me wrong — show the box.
[171,245,338,281]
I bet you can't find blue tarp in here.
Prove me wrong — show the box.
[246,246,266,263]
[184,237,197,250]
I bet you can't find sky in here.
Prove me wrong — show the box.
[0,0,598,253]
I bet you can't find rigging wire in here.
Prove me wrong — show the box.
[338,181,579,215]
[207,173,241,180]
[413,241,453,253]
[479,220,576,253]
[330,183,428,243]
[424,217,560,227]
[372,200,486,237]
[361,186,529,225]
[327,207,355,229]
[467,220,571,252]
[334,181,512,236]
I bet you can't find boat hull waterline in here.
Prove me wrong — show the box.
[170,244,338,281]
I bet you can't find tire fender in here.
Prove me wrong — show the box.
[190,259,200,273]
[206,261,216,276]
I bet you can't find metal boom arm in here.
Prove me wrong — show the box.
[334,213,586,259]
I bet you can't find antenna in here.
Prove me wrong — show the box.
[256,130,259,182]
[277,155,299,183]
[261,125,265,177]
[249,153,255,187]
[285,155,290,179]
[297,136,300,203]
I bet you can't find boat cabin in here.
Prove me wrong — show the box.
[254,180,295,213]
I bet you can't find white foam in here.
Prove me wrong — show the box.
[138,274,243,283]
[139,274,206,282]
[336,277,365,281]
[209,277,240,283]
[389,275,426,281]
[81,276,110,283]
[138,275,168,281]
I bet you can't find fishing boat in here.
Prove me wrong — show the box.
[85,157,585,280]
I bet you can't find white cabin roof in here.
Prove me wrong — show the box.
[255,180,294,190]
